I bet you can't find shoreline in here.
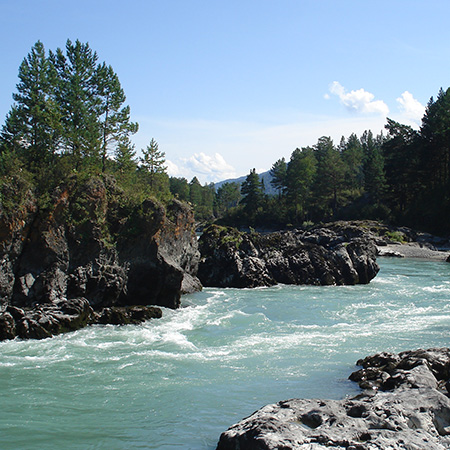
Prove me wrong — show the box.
[377,243,450,261]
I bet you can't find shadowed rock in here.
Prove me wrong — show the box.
[198,225,379,288]
[0,177,200,340]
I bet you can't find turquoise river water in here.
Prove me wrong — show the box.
[1,257,450,449]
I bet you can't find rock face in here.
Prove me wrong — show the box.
[198,225,379,288]
[0,176,201,340]
[217,348,450,450]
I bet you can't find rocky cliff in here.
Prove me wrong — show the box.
[0,175,201,340]
[198,224,380,288]
[217,348,450,449]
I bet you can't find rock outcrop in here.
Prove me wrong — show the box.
[0,175,201,340]
[217,348,450,450]
[198,224,379,288]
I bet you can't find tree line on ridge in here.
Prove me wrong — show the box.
[1,40,449,234]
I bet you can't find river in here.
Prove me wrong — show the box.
[1,257,450,449]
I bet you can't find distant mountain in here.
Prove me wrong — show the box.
[214,170,279,196]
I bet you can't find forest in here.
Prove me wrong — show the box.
[1,40,449,235]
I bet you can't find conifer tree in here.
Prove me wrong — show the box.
[216,182,241,215]
[140,138,167,189]
[313,137,346,218]
[270,157,287,198]
[115,136,137,174]
[96,63,138,172]
[169,177,190,201]
[341,133,365,192]
[189,177,203,205]
[50,39,100,166]
[240,168,264,219]
[361,131,386,203]
[383,119,419,215]
[0,106,23,155]
[2,41,61,167]
[420,88,450,189]
[285,147,317,223]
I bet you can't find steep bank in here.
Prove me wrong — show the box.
[217,348,450,449]
[0,175,201,340]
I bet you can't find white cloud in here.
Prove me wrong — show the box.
[396,91,425,124]
[329,81,389,116]
[165,159,181,177]
[181,152,237,183]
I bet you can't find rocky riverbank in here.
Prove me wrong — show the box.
[0,176,201,340]
[217,348,450,449]
[1,208,447,340]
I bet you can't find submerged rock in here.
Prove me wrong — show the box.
[216,348,450,449]
[198,225,379,288]
[95,305,162,326]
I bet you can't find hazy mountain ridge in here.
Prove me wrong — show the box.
[214,170,279,196]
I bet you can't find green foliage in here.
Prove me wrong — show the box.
[215,182,240,217]
[269,157,287,197]
[285,147,316,224]
[2,42,450,233]
[313,137,347,219]
[140,139,166,180]
[169,177,190,201]
[384,230,407,244]
[3,41,61,169]
[206,225,244,249]
[240,169,264,221]
[0,171,34,218]
[1,39,138,176]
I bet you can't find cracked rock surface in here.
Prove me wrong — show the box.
[217,348,450,450]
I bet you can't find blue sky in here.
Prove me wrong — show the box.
[1,1,449,183]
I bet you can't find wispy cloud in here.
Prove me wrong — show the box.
[396,91,425,125]
[328,81,389,116]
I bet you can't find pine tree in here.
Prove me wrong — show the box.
[189,177,203,205]
[2,41,61,167]
[216,182,241,216]
[169,177,190,201]
[420,88,450,189]
[362,131,386,203]
[383,118,419,215]
[269,157,287,198]
[341,133,365,192]
[51,39,100,167]
[0,106,23,154]
[285,147,317,223]
[240,169,264,219]
[115,136,137,174]
[313,137,346,218]
[140,138,167,189]
[96,63,138,172]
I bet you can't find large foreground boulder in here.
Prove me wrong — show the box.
[217,348,450,450]
[198,225,379,288]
